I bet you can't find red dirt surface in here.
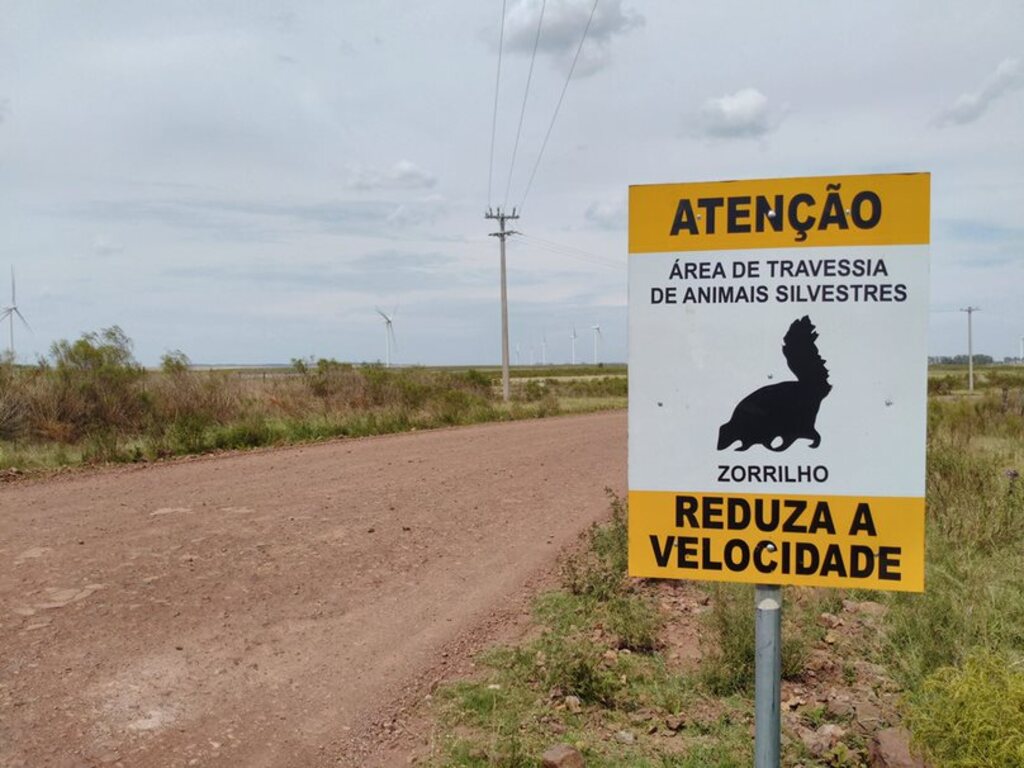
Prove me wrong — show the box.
[0,412,626,767]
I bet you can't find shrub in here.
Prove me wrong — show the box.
[607,594,663,652]
[536,633,622,705]
[699,584,810,695]
[561,489,628,600]
[906,650,1024,768]
[43,326,147,446]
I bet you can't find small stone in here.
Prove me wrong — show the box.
[869,727,924,768]
[826,694,854,718]
[541,743,585,768]
[854,700,884,733]
[564,695,582,713]
[858,601,886,617]
[613,730,635,745]
[664,715,685,731]
[818,612,842,628]
[824,630,839,645]
[801,724,845,757]
[784,694,806,710]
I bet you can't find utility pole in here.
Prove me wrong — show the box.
[486,207,519,401]
[961,306,980,393]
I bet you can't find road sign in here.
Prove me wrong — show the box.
[627,172,930,592]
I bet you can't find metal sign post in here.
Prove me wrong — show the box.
[755,585,782,768]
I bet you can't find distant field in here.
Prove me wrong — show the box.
[0,333,627,473]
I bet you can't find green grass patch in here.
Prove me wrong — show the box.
[905,650,1024,767]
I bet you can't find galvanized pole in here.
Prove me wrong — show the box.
[486,208,519,402]
[755,584,782,768]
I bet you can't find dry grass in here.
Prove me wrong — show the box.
[0,327,624,471]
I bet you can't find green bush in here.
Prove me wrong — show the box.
[44,326,147,450]
[906,650,1024,767]
[560,490,628,600]
[536,633,622,705]
[607,594,663,652]
[699,584,810,695]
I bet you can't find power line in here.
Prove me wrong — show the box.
[518,0,600,213]
[516,233,622,270]
[503,0,547,209]
[487,0,509,208]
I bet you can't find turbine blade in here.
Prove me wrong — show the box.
[10,266,14,304]
[14,308,31,331]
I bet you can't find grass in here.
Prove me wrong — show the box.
[425,493,851,767]
[878,391,1024,766]
[425,380,1024,767]
[426,493,755,766]
[0,327,626,472]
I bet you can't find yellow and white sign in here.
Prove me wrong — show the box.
[627,173,929,591]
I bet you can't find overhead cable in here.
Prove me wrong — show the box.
[503,0,547,209]
[487,0,509,208]
[518,0,600,213]
[517,232,623,271]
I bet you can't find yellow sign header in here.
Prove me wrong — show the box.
[629,172,930,253]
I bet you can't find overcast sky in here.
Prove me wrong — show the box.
[1,1,1022,366]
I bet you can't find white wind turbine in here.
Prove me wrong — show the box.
[591,321,602,364]
[541,333,548,365]
[570,325,578,365]
[1,267,30,362]
[515,342,521,366]
[375,306,397,367]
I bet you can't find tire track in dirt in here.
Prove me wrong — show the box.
[0,411,626,767]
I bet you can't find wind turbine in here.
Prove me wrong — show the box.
[541,333,547,365]
[375,306,397,367]
[570,326,578,365]
[515,342,521,366]
[1,267,30,362]
[591,321,602,364]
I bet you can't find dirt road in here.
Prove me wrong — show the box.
[0,412,626,767]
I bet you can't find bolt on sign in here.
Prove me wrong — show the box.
[627,173,929,592]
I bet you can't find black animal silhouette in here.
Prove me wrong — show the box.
[717,316,831,452]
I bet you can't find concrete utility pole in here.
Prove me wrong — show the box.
[961,306,980,393]
[486,207,519,402]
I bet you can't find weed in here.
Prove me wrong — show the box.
[606,594,663,652]
[698,584,811,695]
[905,650,1024,767]
[560,489,628,600]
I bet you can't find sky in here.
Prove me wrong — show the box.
[1,1,1022,366]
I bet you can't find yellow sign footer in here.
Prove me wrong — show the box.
[628,491,924,591]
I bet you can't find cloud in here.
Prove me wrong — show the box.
[504,0,643,75]
[346,160,438,191]
[584,199,625,230]
[695,88,777,139]
[69,195,447,241]
[936,58,1023,126]
[92,235,124,257]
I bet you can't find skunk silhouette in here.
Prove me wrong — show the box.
[717,316,831,452]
